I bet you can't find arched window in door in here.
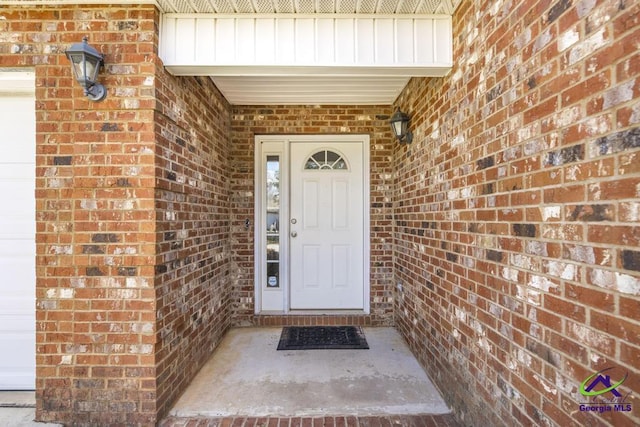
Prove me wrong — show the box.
[304,149,349,170]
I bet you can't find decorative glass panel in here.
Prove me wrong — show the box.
[266,155,280,288]
[304,150,348,170]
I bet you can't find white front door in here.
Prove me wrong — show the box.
[289,141,364,309]
[0,71,36,390]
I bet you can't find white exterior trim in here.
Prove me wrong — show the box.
[254,139,290,313]
[160,14,453,74]
[254,135,371,315]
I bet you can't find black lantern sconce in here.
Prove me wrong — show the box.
[389,107,413,144]
[65,37,107,102]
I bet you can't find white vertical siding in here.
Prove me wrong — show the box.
[395,18,414,63]
[415,18,434,63]
[160,14,453,71]
[236,19,255,63]
[374,18,394,64]
[256,19,275,63]
[276,18,296,63]
[195,19,215,63]
[175,18,196,63]
[434,16,452,64]
[216,18,236,62]
[334,18,355,64]
[295,18,315,63]
[356,19,375,64]
[316,18,335,63]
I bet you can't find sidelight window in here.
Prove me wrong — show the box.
[266,155,280,288]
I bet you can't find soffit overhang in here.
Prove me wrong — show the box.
[157,0,460,14]
[0,0,460,14]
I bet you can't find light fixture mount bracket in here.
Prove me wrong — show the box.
[84,84,107,102]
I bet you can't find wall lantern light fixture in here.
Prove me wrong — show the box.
[65,37,107,102]
[389,107,413,144]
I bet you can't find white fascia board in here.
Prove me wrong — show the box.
[162,13,449,19]
[165,65,453,77]
[160,14,453,75]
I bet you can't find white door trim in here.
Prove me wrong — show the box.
[254,134,370,314]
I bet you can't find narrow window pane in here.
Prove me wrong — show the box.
[267,235,279,260]
[266,155,280,288]
[266,156,280,210]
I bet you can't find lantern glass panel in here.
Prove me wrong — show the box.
[391,120,403,138]
[85,55,102,83]
[68,53,88,85]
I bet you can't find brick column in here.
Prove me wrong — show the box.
[1,5,233,424]
[18,6,159,425]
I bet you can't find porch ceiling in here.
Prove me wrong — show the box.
[156,0,461,14]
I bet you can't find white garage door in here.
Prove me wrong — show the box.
[0,71,36,390]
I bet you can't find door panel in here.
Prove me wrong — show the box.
[332,245,350,287]
[332,179,349,229]
[302,245,320,288]
[302,180,319,228]
[290,142,364,309]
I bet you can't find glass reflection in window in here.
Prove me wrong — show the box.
[266,155,280,288]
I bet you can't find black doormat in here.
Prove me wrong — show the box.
[277,326,369,350]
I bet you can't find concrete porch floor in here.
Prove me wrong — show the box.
[164,327,455,423]
[0,392,61,427]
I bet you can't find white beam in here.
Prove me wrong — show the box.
[160,14,453,76]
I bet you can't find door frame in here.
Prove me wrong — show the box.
[254,135,370,315]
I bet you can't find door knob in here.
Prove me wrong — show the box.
[291,231,298,238]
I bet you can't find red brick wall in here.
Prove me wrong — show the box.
[230,106,395,326]
[0,5,232,424]
[5,1,639,425]
[393,1,640,426]
[153,71,232,418]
